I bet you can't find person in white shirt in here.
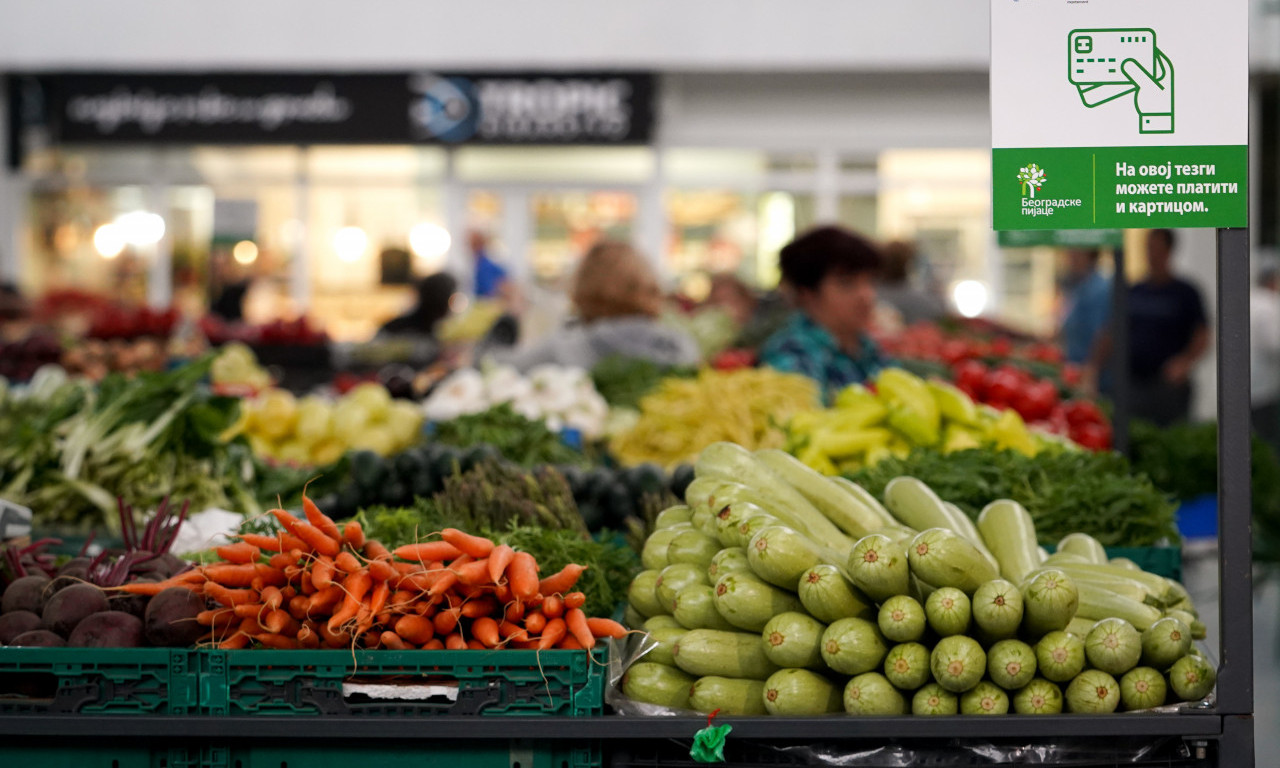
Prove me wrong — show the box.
[1251,263,1280,452]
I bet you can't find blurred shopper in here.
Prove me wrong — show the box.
[0,282,28,322]
[761,225,888,401]
[878,240,943,325]
[1086,229,1208,426]
[1252,263,1280,452]
[498,241,699,371]
[379,272,459,338]
[209,250,252,322]
[470,230,509,300]
[1059,248,1112,365]
[705,273,791,351]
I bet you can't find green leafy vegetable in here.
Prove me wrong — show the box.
[431,404,588,467]
[846,447,1178,547]
[590,355,696,410]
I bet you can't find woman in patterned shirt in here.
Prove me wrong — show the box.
[760,226,890,402]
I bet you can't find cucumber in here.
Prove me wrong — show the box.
[641,524,691,571]
[655,563,709,609]
[622,662,695,710]
[848,533,911,602]
[1109,557,1142,571]
[644,616,685,633]
[798,564,876,623]
[695,443,854,550]
[1141,616,1192,669]
[673,629,780,679]
[1052,563,1177,605]
[959,681,1010,715]
[761,612,827,670]
[622,604,646,629]
[667,529,721,569]
[1074,585,1162,631]
[883,642,931,690]
[682,476,725,515]
[971,579,1024,641]
[1168,654,1216,701]
[712,571,804,632]
[1085,617,1142,676]
[1066,616,1098,638]
[913,683,959,715]
[628,569,668,618]
[1043,552,1092,567]
[987,639,1037,690]
[673,584,737,631]
[644,627,688,666]
[763,669,843,715]
[1065,669,1120,713]
[689,676,768,715]
[747,525,824,589]
[1024,566,1158,607]
[924,586,972,637]
[977,500,1041,584]
[755,449,891,539]
[654,505,694,529]
[736,514,782,551]
[707,547,751,582]
[907,528,999,594]
[884,477,998,570]
[1057,533,1108,564]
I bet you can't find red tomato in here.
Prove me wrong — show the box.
[990,337,1014,358]
[1014,379,1059,422]
[1061,364,1082,387]
[953,360,988,394]
[984,369,1022,408]
[940,339,971,365]
[1064,400,1107,428]
[1071,421,1112,451]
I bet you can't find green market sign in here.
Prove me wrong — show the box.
[997,229,1122,248]
[991,0,1248,231]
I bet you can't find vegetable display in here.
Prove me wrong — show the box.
[620,442,1213,717]
[610,368,820,468]
[424,365,610,441]
[590,355,697,410]
[430,403,589,468]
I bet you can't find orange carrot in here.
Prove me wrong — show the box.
[260,586,284,611]
[363,539,390,561]
[466,639,484,650]
[524,611,547,635]
[538,564,588,596]
[197,609,236,629]
[343,520,366,551]
[267,551,297,571]
[563,592,586,610]
[393,561,423,576]
[215,542,262,564]
[334,551,362,574]
[302,492,341,541]
[238,617,265,635]
[262,609,297,635]
[316,620,350,647]
[394,614,435,645]
[394,541,463,563]
[508,552,540,600]
[380,631,412,650]
[307,584,344,615]
[453,558,492,587]
[559,636,584,651]
[422,639,445,650]
[296,624,321,649]
[428,570,459,597]
[441,528,495,559]
[287,594,310,621]
[471,616,501,647]
[368,580,391,617]
[433,607,461,635]
[498,620,530,643]
[488,544,516,584]
[295,521,341,558]
[326,571,372,632]
[389,589,416,609]
[538,618,567,650]
[459,596,497,619]
[253,633,300,649]
[504,600,525,624]
[253,563,288,587]
[585,617,627,640]
[205,584,258,607]
[204,563,260,588]
[542,594,564,619]
[367,559,398,583]
[238,533,285,552]
[444,633,467,650]
[218,633,250,649]
[280,585,298,599]
[233,603,264,619]
[111,580,199,596]
[312,555,335,590]
[565,608,595,649]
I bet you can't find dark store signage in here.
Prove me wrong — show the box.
[20,72,655,146]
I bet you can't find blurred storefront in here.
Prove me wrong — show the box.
[3,68,1273,341]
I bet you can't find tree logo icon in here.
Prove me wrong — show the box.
[1017,164,1047,198]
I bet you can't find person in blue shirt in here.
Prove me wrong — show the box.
[469,230,508,299]
[760,226,890,402]
[1059,248,1111,365]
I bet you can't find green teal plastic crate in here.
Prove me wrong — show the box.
[1041,545,1182,582]
[197,647,606,717]
[230,742,600,768]
[0,648,198,715]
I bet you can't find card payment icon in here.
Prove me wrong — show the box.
[1069,29,1156,86]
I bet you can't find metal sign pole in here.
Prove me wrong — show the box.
[1110,246,1130,454]
[1214,226,1253,727]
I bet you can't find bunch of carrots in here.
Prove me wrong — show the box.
[126,494,628,651]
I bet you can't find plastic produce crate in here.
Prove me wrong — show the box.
[197,647,606,717]
[0,648,198,715]
[230,742,601,768]
[0,745,234,768]
[1041,545,1183,582]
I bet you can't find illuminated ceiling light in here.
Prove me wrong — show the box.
[94,223,126,259]
[333,226,368,263]
[232,240,259,265]
[952,280,989,318]
[115,211,166,246]
[409,222,451,262]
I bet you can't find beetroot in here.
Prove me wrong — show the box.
[144,587,207,647]
[0,611,43,644]
[68,611,144,648]
[1,575,52,615]
[41,583,109,637]
[10,629,67,647]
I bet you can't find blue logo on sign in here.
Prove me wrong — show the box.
[409,74,478,143]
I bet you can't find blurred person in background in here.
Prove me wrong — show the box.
[1058,248,1112,366]
[470,230,509,300]
[209,249,252,322]
[379,272,459,339]
[1085,228,1208,426]
[704,273,791,351]
[497,241,699,371]
[1251,262,1280,453]
[761,225,888,401]
[877,240,943,326]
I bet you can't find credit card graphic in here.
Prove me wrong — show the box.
[1068,29,1156,85]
